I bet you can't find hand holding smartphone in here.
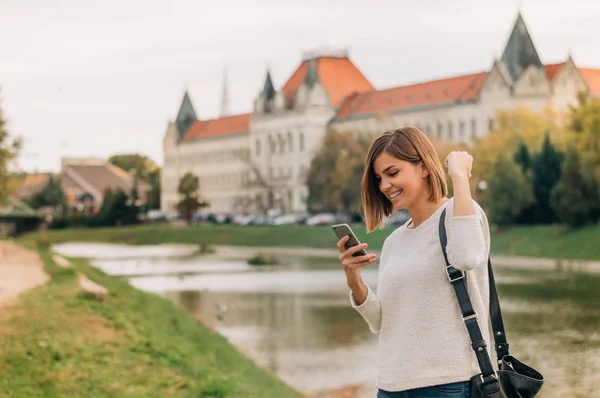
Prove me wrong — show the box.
[333,224,376,304]
[332,223,368,257]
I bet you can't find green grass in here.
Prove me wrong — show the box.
[0,243,304,398]
[18,222,600,261]
[490,224,600,260]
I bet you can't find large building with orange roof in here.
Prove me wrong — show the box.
[162,13,600,216]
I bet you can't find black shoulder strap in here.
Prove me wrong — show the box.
[438,208,510,383]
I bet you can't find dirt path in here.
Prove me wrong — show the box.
[0,241,49,316]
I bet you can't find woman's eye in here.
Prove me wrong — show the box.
[389,171,398,177]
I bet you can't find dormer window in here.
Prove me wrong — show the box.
[406,95,412,101]
[443,89,450,96]
[369,99,376,107]
[388,97,395,105]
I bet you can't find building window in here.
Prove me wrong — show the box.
[448,121,453,140]
[437,123,443,140]
[279,135,285,154]
[426,125,431,137]
[299,132,305,151]
[459,120,465,141]
[269,135,275,155]
[471,118,477,139]
[288,132,293,152]
[488,117,495,132]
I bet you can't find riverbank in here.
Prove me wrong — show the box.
[20,221,600,261]
[0,241,304,397]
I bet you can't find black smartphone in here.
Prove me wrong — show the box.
[332,223,368,257]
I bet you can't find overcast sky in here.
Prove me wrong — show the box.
[2,0,599,172]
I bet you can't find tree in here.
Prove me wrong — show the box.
[511,141,536,224]
[306,129,370,214]
[176,172,208,223]
[470,107,564,195]
[482,155,534,226]
[0,96,21,204]
[568,93,600,188]
[94,188,138,226]
[235,151,277,214]
[551,148,600,228]
[108,153,157,179]
[146,168,161,210]
[530,133,564,223]
[513,140,532,174]
[28,175,66,210]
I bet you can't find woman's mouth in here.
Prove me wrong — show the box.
[389,189,403,201]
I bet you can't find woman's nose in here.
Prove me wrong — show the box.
[380,179,391,191]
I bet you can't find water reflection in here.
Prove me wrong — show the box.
[166,289,378,393]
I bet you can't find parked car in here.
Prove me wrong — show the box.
[272,213,303,225]
[232,214,255,226]
[305,213,338,226]
[146,210,165,221]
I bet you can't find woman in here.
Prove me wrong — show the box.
[337,127,491,398]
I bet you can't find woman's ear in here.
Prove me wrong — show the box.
[420,161,429,178]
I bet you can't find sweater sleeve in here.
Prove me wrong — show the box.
[348,237,391,334]
[445,200,490,272]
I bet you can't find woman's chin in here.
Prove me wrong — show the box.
[392,198,406,210]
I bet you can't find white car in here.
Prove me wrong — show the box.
[272,214,301,225]
[305,213,337,226]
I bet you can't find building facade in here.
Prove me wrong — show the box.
[161,13,600,216]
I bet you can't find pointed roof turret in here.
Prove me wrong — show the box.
[500,13,543,82]
[262,70,276,102]
[175,91,198,137]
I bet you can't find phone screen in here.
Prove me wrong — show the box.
[332,224,368,257]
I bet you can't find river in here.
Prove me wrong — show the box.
[53,242,600,397]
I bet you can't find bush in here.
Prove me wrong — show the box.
[483,155,534,226]
[48,215,96,230]
[247,253,280,266]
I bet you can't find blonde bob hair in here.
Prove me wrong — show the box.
[361,127,448,232]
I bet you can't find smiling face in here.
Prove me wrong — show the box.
[372,152,429,211]
[360,127,448,232]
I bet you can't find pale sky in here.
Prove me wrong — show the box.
[2,0,599,172]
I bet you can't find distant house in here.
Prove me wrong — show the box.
[0,196,43,236]
[12,172,52,201]
[59,158,152,213]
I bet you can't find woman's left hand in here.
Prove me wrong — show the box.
[445,151,473,180]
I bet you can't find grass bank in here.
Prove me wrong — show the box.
[0,243,304,398]
[19,222,600,261]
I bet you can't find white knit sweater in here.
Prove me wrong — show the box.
[350,198,491,392]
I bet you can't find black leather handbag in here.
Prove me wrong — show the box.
[438,209,544,398]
